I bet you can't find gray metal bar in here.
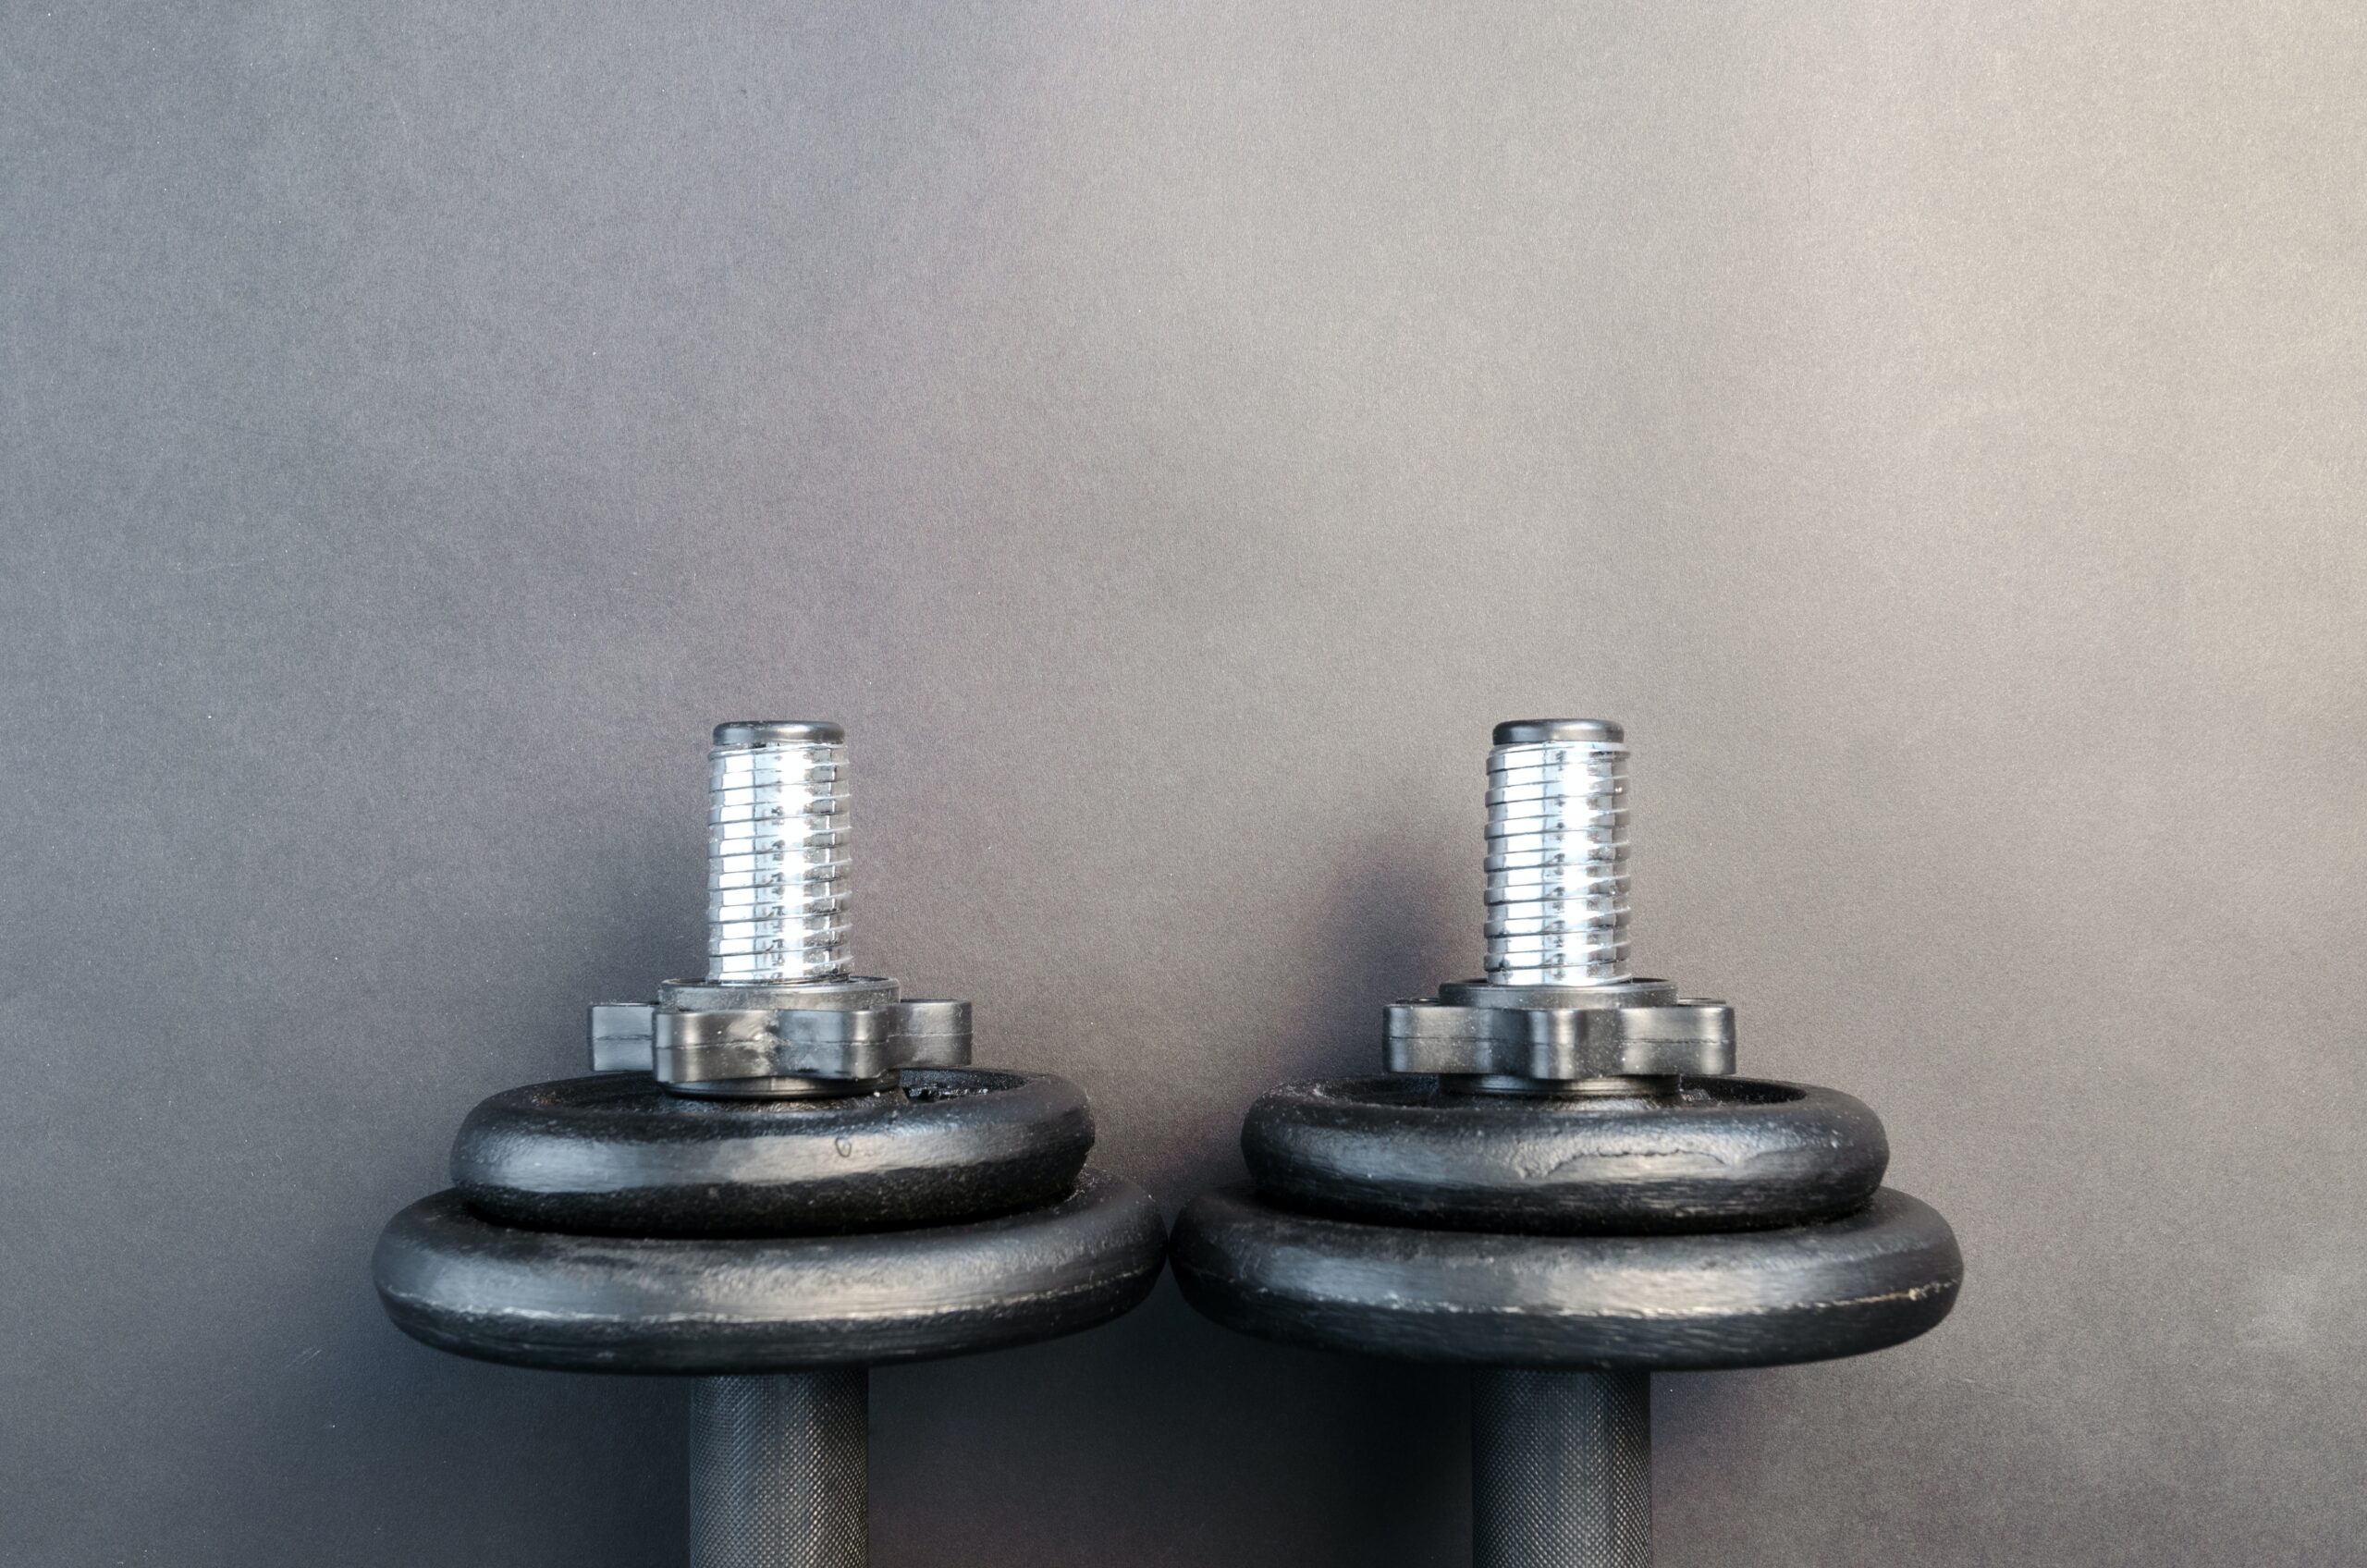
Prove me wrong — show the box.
[1473,1368,1651,1568]
[690,1370,868,1568]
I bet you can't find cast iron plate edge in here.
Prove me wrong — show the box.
[375,1167,1166,1374]
[1169,1183,1960,1369]
[1242,1076,1888,1234]
[452,1068,1094,1236]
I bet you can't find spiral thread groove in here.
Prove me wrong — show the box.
[707,733,851,983]
[1484,733,1630,985]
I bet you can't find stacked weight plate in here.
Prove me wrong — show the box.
[374,1064,1166,1567]
[1171,1068,1962,1565]
[1175,719,1963,1564]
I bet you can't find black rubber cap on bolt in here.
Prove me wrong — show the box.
[714,720,844,746]
[1492,719,1624,745]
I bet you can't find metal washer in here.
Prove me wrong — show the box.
[1243,1076,1888,1234]
[375,1167,1167,1374]
[1169,1183,1960,1369]
[453,1068,1094,1236]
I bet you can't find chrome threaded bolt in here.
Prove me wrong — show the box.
[706,720,852,986]
[1483,718,1631,987]
[1388,717,1726,1085]
[591,721,972,1096]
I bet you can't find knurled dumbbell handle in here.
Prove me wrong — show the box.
[1473,1368,1652,1568]
[690,1370,868,1568]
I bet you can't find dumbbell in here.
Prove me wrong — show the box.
[373,722,1166,1567]
[1171,719,1962,1565]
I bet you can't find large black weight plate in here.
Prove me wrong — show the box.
[374,1168,1166,1374]
[1243,1076,1886,1233]
[1170,1183,1959,1369]
[453,1068,1093,1235]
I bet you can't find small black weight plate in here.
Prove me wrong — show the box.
[452,1068,1092,1236]
[1170,1183,1959,1370]
[374,1167,1166,1374]
[1243,1076,1886,1233]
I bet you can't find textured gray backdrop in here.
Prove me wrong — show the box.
[3,4,2361,1564]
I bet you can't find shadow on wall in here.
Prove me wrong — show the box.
[1282,832,1467,1077]
[866,832,1474,1567]
[874,1280,1468,1568]
[1123,836,1474,1565]
[1143,820,1466,1202]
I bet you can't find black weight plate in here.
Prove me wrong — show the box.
[453,1068,1093,1236]
[1243,1076,1885,1233]
[374,1167,1166,1374]
[1170,1182,1959,1370]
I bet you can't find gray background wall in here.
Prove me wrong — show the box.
[3,3,2361,1563]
